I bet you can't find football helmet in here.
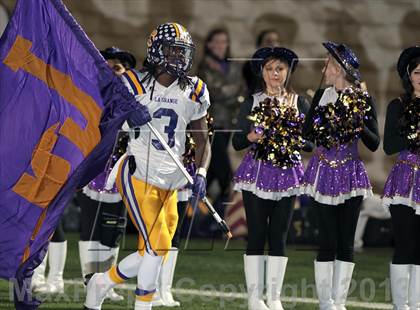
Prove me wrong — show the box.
[146,23,195,78]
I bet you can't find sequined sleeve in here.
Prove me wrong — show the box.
[297,95,314,152]
[302,89,324,142]
[360,95,380,152]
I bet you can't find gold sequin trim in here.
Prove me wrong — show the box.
[316,151,360,168]
[396,159,420,171]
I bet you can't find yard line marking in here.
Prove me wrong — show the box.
[64,279,393,309]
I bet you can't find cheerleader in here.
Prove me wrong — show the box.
[233,47,311,310]
[303,42,380,310]
[78,47,136,301]
[383,46,420,310]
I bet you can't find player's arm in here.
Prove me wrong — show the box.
[190,116,211,170]
[189,115,211,202]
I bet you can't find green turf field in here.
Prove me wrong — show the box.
[0,233,394,309]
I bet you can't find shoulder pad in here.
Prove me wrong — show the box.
[188,77,207,103]
[122,69,146,95]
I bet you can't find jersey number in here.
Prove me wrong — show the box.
[152,108,178,150]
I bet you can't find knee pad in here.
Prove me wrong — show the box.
[100,212,127,248]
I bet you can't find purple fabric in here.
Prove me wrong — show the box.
[0,0,139,308]
[383,150,420,204]
[303,142,371,197]
[234,151,304,192]
[87,153,120,193]
[87,170,118,193]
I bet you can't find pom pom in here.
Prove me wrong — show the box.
[247,95,306,167]
[309,86,370,149]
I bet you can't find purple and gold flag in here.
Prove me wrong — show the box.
[0,0,138,308]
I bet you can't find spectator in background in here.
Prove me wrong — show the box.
[243,29,280,96]
[197,28,244,205]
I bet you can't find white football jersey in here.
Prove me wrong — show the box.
[121,69,210,190]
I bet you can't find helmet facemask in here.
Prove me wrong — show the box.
[162,41,195,78]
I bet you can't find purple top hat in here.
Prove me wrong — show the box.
[251,47,299,76]
[100,46,137,69]
[323,41,361,82]
[397,46,420,79]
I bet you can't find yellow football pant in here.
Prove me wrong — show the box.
[116,156,178,257]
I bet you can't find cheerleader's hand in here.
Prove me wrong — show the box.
[247,127,264,143]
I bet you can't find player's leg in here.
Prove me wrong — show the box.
[131,179,176,309]
[157,193,185,307]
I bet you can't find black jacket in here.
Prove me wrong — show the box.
[383,98,410,155]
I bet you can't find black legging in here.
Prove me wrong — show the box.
[390,205,420,265]
[77,192,127,248]
[51,220,66,242]
[242,190,295,256]
[207,131,233,198]
[316,196,362,262]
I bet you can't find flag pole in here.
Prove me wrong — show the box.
[146,122,232,239]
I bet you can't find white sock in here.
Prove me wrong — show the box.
[135,300,152,310]
[117,251,142,279]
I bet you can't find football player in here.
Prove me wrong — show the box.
[84,23,211,310]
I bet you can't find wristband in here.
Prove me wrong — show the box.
[197,167,207,178]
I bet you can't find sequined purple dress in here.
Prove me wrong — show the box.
[83,134,128,203]
[303,141,372,205]
[234,149,305,200]
[383,150,420,214]
[83,170,121,203]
